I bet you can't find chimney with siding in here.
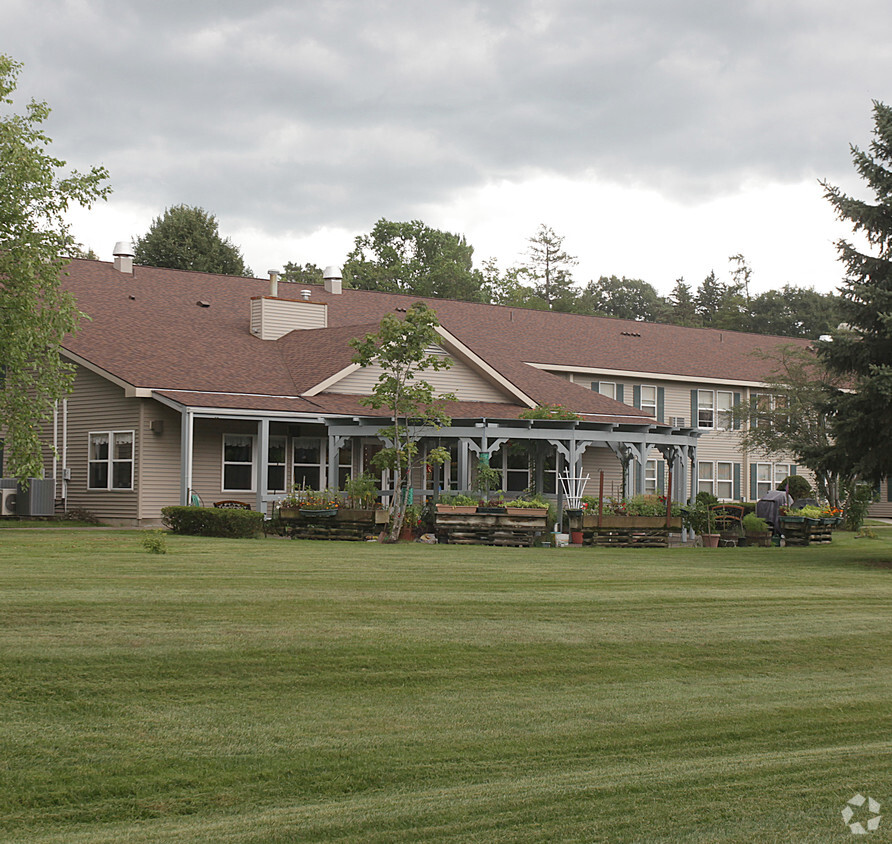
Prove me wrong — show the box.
[323,265,343,295]
[250,268,328,340]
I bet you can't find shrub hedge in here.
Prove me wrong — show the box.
[161,506,264,538]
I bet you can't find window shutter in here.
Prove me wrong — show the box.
[691,390,698,428]
[733,463,741,500]
[616,384,625,403]
[887,478,892,502]
[733,392,742,430]
[633,385,642,409]
[750,464,757,500]
[657,460,665,494]
[657,387,665,423]
[591,381,599,392]
[790,465,797,475]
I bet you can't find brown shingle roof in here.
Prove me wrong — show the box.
[61,259,809,423]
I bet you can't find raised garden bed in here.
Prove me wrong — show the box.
[434,509,548,547]
[279,507,388,541]
[567,513,683,548]
[779,516,833,546]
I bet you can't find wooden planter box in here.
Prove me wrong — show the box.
[567,513,682,548]
[434,509,548,547]
[281,507,387,541]
[779,516,832,546]
[435,504,477,515]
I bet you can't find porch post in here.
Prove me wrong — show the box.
[256,418,269,513]
[180,408,193,505]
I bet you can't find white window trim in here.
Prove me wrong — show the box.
[716,390,734,431]
[87,430,135,491]
[596,381,617,400]
[640,384,657,416]
[698,460,735,501]
[222,433,256,493]
[698,390,715,429]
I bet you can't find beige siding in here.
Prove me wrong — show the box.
[138,399,184,519]
[190,418,258,507]
[329,354,510,403]
[870,480,892,517]
[62,366,140,523]
[580,449,624,499]
[250,297,327,340]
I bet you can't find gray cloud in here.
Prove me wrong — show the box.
[5,0,888,238]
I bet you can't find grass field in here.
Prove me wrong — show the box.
[2,528,891,843]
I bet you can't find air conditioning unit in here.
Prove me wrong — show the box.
[668,416,686,427]
[1,488,17,517]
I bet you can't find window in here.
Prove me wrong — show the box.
[645,459,658,495]
[716,391,734,430]
[698,461,735,500]
[293,438,324,490]
[697,461,714,495]
[774,463,791,488]
[267,436,287,492]
[752,462,793,500]
[337,444,352,489]
[640,385,657,417]
[223,434,254,491]
[88,431,134,490]
[698,391,715,429]
[595,381,616,400]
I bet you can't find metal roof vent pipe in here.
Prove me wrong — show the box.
[267,269,280,298]
[323,265,343,295]
[113,241,134,275]
[300,289,312,301]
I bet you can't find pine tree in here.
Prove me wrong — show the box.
[820,100,892,482]
[524,224,578,309]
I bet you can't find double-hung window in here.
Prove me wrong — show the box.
[639,385,657,417]
[223,434,255,492]
[698,391,715,429]
[695,389,736,430]
[88,431,134,490]
[293,438,324,490]
[698,461,735,500]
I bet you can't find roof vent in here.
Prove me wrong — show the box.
[323,265,343,295]
[300,289,312,301]
[113,241,134,275]
[620,330,641,337]
[267,269,280,298]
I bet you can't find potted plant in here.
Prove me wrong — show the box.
[278,485,341,518]
[682,494,720,547]
[742,512,771,547]
[503,495,549,516]
[435,493,478,515]
[472,461,504,512]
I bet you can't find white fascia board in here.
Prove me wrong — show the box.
[62,349,153,397]
[149,392,332,422]
[524,361,769,389]
[301,362,363,397]
[434,326,538,408]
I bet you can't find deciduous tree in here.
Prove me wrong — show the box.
[350,303,455,542]
[133,205,251,276]
[0,55,110,482]
[344,219,484,301]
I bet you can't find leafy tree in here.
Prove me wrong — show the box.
[735,345,849,506]
[578,275,667,321]
[133,205,251,276]
[480,259,548,309]
[349,302,455,542]
[819,100,892,483]
[0,55,110,482]
[748,286,842,339]
[344,219,485,301]
[524,224,578,309]
[282,261,324,285]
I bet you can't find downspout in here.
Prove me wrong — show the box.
[61,398,68,511]
[52,402,58,500]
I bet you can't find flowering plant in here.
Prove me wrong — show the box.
[279,485,342,511]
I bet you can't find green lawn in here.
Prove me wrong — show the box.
[1,529,891,843]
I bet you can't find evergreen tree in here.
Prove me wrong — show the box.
[668,278,700,326]
[133,205,251,276]
[819,100,892,482]
[524,224,578,309]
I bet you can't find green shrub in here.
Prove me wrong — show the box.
[776,475,812,500]
[742,512,769,533]
[161,506,264,538]
[842,482,877,531]
[438,492,478,505]
[141,529,168,554]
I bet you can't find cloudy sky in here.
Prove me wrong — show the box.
[7,0,892,295]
